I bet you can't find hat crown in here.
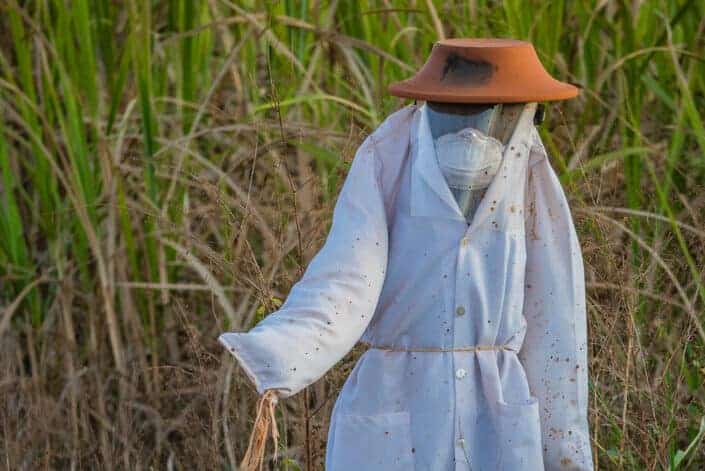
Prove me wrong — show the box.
[389,38,579,103]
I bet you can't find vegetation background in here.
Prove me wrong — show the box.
[1,0,704,469]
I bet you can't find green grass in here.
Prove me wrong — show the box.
[0,1,704,469]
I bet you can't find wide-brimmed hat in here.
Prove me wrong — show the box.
[388,38,580,103]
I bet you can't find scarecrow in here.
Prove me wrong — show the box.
[220,38,594,470]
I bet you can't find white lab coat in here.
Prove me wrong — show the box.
[219,102,594,470]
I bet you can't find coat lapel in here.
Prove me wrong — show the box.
[410,103,466,221]
[465,101,537,235]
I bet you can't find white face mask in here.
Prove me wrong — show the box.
[433,126,505,222]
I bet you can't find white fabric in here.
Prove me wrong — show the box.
[434,123,505,223]
[219,102,594,470]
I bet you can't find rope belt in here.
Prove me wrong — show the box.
[359,340,518,352]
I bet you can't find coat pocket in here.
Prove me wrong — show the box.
[327,410,415,470]
[495,395,545,470]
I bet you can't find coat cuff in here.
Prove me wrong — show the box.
[218,332,272,396]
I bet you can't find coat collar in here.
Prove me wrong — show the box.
[409,101,538,232]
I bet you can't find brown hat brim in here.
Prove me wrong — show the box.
[388,38,580,103]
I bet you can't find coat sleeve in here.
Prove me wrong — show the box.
[519,133,595,471]
[218,137,388,399]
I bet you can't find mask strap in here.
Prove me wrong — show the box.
[486,103,503,139]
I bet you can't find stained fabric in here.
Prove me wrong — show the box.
[219,102,594,470]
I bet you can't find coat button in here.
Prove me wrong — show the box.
[455,368,466,379]
[457,437,466,447]
[456,306,465,316]
[460,237,469,247]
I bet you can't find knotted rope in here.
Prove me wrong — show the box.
[240,389,279,471]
